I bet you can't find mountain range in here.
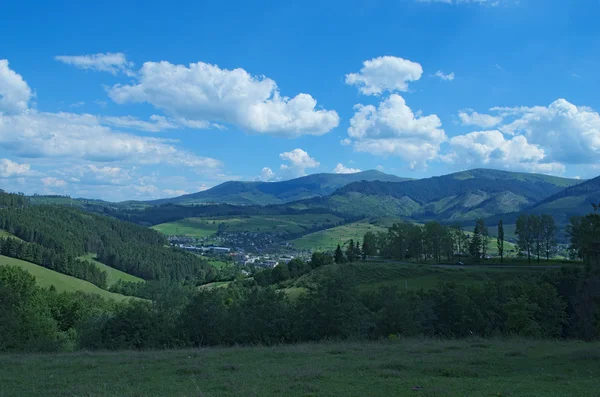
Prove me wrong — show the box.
[29,168,599,227]
[148,170,408,206]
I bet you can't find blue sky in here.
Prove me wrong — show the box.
[1,0,600,200]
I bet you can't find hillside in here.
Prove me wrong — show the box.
[148,170,408,206]
[326,169,583,221]
[528,175,600,223]
[0,255,133,301]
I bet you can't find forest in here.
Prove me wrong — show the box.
[0,204,213,284]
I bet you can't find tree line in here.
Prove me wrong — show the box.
[0,237,108,288]
[350,215,560,263]
[2,259,598,353]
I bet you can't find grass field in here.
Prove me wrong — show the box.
[153,214,345,238]
[0,255,135,302]
[286,261,562,295]
[78,253,144,287]
[291,219,389,251]
[1,338,598,396]
[0,230,21,240]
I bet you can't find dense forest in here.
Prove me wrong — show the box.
[0,205,212,283]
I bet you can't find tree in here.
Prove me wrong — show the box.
[362,232,377,259]
[568,204,600,268]
[346,239,356,263]
[516,214,533,264]
[541,214,558,261]
[530,215,543,264]
[477,218,490,259]
[469,222,482,261]
[497,220,505,263]
[453,224,468,262]
[310,252,333,268]
[334,244,345,264]
[271,264,290,283]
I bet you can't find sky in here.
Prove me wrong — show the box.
[1,0,600,201]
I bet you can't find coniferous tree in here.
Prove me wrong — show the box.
[497,220,505,263]
[334,244,345,264]
[469,222,482,260]
[346,239,356,263]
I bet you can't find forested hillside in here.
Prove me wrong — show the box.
[327,169,582,221]
[0,205,212,282]
[148,170,408,206]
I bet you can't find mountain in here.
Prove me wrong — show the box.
[148,170,409,206]
[526,175,600,224]
[306,169,584,222]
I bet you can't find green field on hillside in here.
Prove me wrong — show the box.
[153,214,345,238]
[291,219,389,251]
[78,253,144,287]
[0,255,134,301]
[0,230,21,240]
[2,338,598,397]
[286,261,562,295]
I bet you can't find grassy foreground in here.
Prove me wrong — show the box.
[1,339,598,397]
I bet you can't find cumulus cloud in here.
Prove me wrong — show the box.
[0,59,32,114]
[259,167,276,181]
[447,130,565,174]
[458,109,503,128]
[0,158,32,178]
[346,94,446,168]
[434,71,455,81]
[0,111,221,169]
[108,61,339,137]
[100,115,179,132]
[497,99,600,164]
[333,163,361,174]
[54,52,134,76]
[345,56,423,96]
[279,149,319,177]
[42,177,67,187]
[0,61,221,173]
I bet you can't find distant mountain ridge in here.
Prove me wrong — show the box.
[148,170,409,206]
[295,169,585,222]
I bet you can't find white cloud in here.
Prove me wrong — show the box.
[0,158,32,178]
[42,177,67,187]
[259,167,276,181]
[54,52,134,76]
[434,71,455,81]
[346,94,446,168]
[279,148,319,177]
[376,165,385,171]
[101,115,179,132]
[0,110,221,169]
[496,99,600,164]
[0,59,32,114]
[345,56,423,96]
[108,61,339,137]
[333,163,361,174]
[458,109,503,128]
[162,189,187,197]
[447,130,565,174]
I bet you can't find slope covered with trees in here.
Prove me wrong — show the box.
[147,170,409,206]
[0,206,212,283]
[327,169,582,221]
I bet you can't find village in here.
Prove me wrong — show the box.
[167,231,311,269]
